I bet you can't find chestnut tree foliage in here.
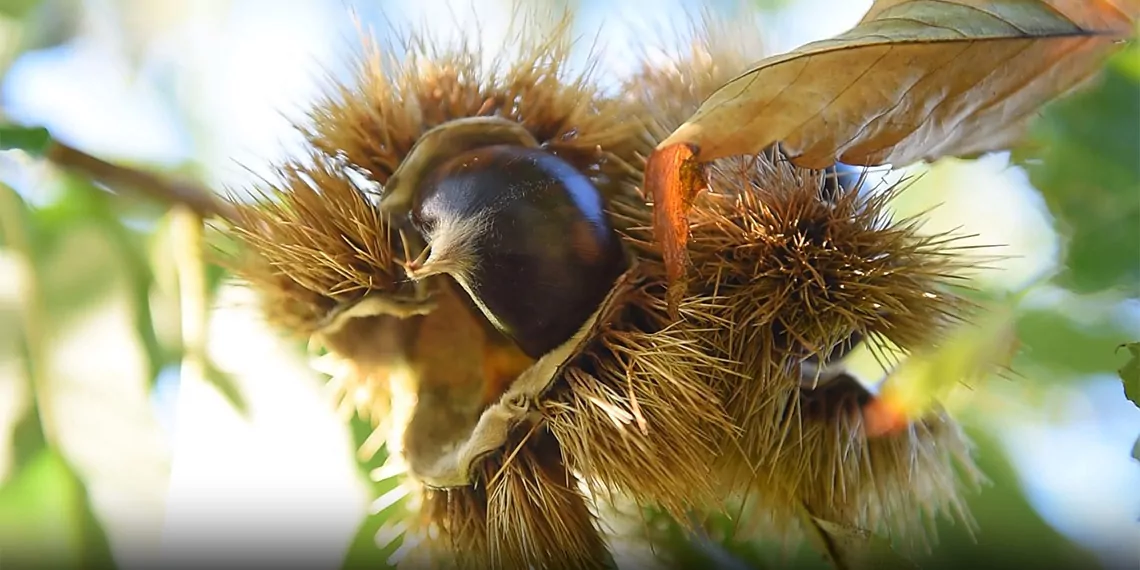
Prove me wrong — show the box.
[0,0,1138,569]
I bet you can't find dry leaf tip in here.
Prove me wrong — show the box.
[646,141,707,306]
[861,395,913,438]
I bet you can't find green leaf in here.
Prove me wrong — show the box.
[1132,436,1140,463]
[750,0,794,10]
[1015,41,1140,295]
[203,361,248,416]
[917,427,1099,570]
[1118,342,1140,408]
[797,508,917,570]
[205,261,229,301]
[0,182,51,479]
[1016,306,1136,378]
[34,174,175,385]
[341,419,402,570]
[867,296,1019,435]
[0,0,44,18]
[0,124,52,156]
[0,449,117,570]
[341,502,400,570]
[8,403,48,479]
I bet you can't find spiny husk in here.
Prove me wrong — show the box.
[625,23,986,549]
[400,481,490,570]
[302,7,649,217]
[675,166,982,546]
[393,427,610,570]
[222,7,655,570]
[544,279,740,523]
[221,6,652,421]
[225,154,403,337]
[223,153,411,425]
[721,374,982,552]
[221,3,993,568]
[622,9,768,146]
[534,16,762,523]
[483,427,610,570]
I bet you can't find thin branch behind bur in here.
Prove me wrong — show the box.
[44,141,237,221]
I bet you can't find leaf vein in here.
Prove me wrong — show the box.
[916,0,1033,35]
[831,42,975,157]
[857,39,1038,161]
[874,16,970,37]
[779,46,898,161]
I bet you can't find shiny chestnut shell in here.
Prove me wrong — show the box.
[409,145,628,359]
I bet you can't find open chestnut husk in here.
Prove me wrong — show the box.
[219,8,993,570]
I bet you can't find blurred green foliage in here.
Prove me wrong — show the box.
[644,428,1103,570]
[0,184,117,570]
[341,422,404,570]
[1121,343,1139,409]
[1016,307,1134,379]
[0,449,116,570]
[918,428,1100,570]
[0,124,51,154]
[1014,41,1140,297]
[0,0,42,19]
[750,0,795,10]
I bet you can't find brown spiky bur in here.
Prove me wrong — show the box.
[398,481,491,570]
[734,374,983,553]
[223,152,404,337]
[667,156,986,548]
[621,10,768,144]
[219,9,667,569]
[219,150,419,425]
[221,4,994,568]
[623,22,988,547]
[543,278,740,523]
[303,10,650,218]
[396,426,610,570]
[684,156,976,362]
[222,8,652,415]
[483,427,610,570]
[387,272,641,570]
[223,6,653,365]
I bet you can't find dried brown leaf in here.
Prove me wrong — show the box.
[649,0,1136,288]
[660,0,1138,167]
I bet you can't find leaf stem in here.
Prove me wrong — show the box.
[44,141,237,221]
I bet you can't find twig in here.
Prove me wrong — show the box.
[0,183,59,446]
[44,141,237,221]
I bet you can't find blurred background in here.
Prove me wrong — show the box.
[0,0,1137,569]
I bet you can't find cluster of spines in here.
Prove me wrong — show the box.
[624,37,985,548]
[220,5,991,569]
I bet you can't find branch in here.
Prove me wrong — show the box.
[44,141,237,221]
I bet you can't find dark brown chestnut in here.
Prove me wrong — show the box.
[403,144,628,359]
